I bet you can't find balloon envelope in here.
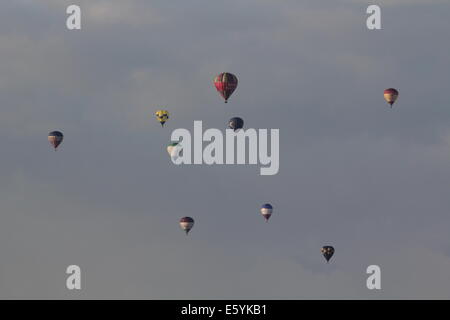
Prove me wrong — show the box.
[180,217,194,234]
[48,131,63,150]
[167,142,182,160]
[260,203,273,221]
[321,246,335,262]
[214,73,238,103]
[228,117,244,131]
[384,88,399,107]
[155,110,169,126]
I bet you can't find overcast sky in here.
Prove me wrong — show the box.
[1,0,450,299]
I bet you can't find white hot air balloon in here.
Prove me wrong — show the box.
[167,142,182,161]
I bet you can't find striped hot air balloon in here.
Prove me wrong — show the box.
[383,88,399,107]
[213,73,238,103]
[179,217,194,235]
[48,131,63,150]
[260,204,273,222]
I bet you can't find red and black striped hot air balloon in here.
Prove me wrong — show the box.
[383,88,399,108]
[213,72,238,103]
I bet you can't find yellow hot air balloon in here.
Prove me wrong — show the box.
[155,110,169,126]
[383,88,399,108]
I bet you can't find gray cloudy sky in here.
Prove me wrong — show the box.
[1,0,450,299]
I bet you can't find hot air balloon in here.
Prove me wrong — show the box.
[167,142,182,161]
[321,246,335,263]
[48,131,63,150]
[384,88,399,107]
[213,72,238,103]
[179,217,194,234]
[228,117,244,132]
[155,110,169,127]
[260,204,273,222]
